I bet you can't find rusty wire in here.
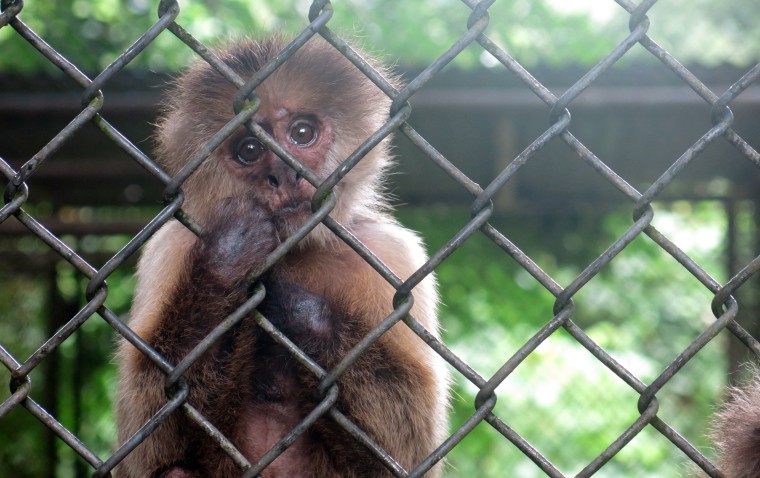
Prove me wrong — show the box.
[1,0,760,477]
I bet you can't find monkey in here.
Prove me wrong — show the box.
[707,370,760,477]
[115,36,449,478]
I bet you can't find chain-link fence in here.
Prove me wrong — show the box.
[1,0,760,477]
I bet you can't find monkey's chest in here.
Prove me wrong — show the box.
[250,359,299,403]
[248,339,313,404]
[239,348,317,475]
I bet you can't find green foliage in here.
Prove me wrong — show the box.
[0,234,132,478]
[0,272,50,477]
[1,0,757,74]
[397,201,728,477]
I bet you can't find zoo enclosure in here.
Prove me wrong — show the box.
[1,1,760,477]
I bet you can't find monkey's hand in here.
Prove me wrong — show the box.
[149,197,278,360]
[258,279,335,349]
[192,197,279,290]
[118,200,279,478]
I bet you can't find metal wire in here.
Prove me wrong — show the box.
[0,1,759,477]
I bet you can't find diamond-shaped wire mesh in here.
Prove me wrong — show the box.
[1,0,760,477]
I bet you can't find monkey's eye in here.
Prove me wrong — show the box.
[236,138,266,164]
[288,121,317,146]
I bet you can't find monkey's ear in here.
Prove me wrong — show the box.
[152,110,198,176]
[709,368,760,478]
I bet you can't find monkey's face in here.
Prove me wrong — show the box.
[222,104,334,235]
[156,37,397,246]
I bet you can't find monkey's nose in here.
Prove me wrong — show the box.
[266,168,301,189]
[266,155,307,190]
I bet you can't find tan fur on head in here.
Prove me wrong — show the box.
[155,36,400,247]
[709,368,760,478]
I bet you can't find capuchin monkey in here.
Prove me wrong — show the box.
[115,36,448,477]
[709,373,760,477]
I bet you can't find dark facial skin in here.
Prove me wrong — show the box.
[222,108,335,230]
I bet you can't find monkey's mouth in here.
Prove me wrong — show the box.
[279,199,310,212]
[275,200,312,220]
[272,200,313,238]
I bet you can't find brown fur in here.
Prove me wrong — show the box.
[709,371,760,478]
[116,36,447,477]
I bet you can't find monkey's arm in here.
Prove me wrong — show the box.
[268,222,447,477]
[253,276,440,477]
[116,201,276,478]
[338,221,448,476]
